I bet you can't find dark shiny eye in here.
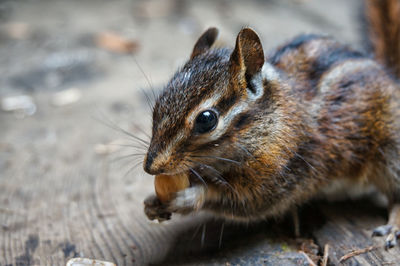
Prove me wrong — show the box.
[194,110,218,134]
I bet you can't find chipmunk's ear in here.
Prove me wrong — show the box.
[229,28,264,89]
[191,27,219,59]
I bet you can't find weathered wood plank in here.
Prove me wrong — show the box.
[313,200,400,265]
[1,0,395,265]
[151,217,317,265]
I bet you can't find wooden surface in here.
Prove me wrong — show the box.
[1,0,400,265]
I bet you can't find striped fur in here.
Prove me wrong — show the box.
[144,4,400,225]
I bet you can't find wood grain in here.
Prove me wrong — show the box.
[313,200,400,265]
[0,0,397,265]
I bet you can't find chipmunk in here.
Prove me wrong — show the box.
[143,0,400,249]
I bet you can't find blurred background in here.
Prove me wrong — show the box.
[0,0,366,265]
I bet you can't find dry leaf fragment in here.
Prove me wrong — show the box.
[51,88,82,107]
[96,32,139,54]
[2,22,30,40]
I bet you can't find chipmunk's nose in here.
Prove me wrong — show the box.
[144,151,155,174]
[144,150,163,175]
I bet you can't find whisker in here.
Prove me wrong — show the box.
[107,143,147,151]
[189,160,226,184]
[237,143,257,161]
[131,56,157,102]
[285,145,318,174]
[131,122,152,140]
[201,223,206,248]
[294,152,316,172]
[190,223,203,242]
[123,160,144,179]
[187,159,222,175]
[111,153,145,163]
[218,222,225,249]
[189,155,240,165]
[187,166,208,188]
[139,87,155,113]
[93,114,150,146]
[187,159,240,197]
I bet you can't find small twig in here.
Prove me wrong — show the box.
[339,245,378,263]
[300,251,317,266]
[321,244,329,266]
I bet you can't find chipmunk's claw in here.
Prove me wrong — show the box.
[372,224,399,249]
[385,232,397,250]
[143,187,205,222]
[372,224,393,237]
[144,194,171,222]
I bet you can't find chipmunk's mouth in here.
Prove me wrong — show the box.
[157,168,208,188]
[155,166,188,176]
[144,154,209,187]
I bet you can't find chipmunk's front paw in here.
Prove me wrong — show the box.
[144,186,206,222]
[372,224,400,249]
[144,194,171,222]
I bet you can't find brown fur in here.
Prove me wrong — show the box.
[143,0,400,246]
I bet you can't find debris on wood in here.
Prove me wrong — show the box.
[298,238,320,265]
[51,88,82,107]
[1,95,36,117]
[94,139,126,155]
[94,143,115,155]
[321,244,329,266]
[339,245,378,263]
[2,22,30,40]
[96,32,139,54]
[66,258,116,266]
[299,251,317,266]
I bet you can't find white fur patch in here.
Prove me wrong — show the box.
[249,62,280,101]
[262,62,281,82]
[172,186,206,211]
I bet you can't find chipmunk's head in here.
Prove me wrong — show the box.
[144,27,283,180]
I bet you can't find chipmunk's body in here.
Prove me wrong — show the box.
[144,0,400,248]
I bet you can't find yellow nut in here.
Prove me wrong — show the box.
[154,173,190,202]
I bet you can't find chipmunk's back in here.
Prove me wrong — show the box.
[269,35,365,99]
[268,33,400,189]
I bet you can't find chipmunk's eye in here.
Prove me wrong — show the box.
[194,110,218,134]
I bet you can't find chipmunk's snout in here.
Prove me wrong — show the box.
[143,150,162,175]
[144,147,174,175]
